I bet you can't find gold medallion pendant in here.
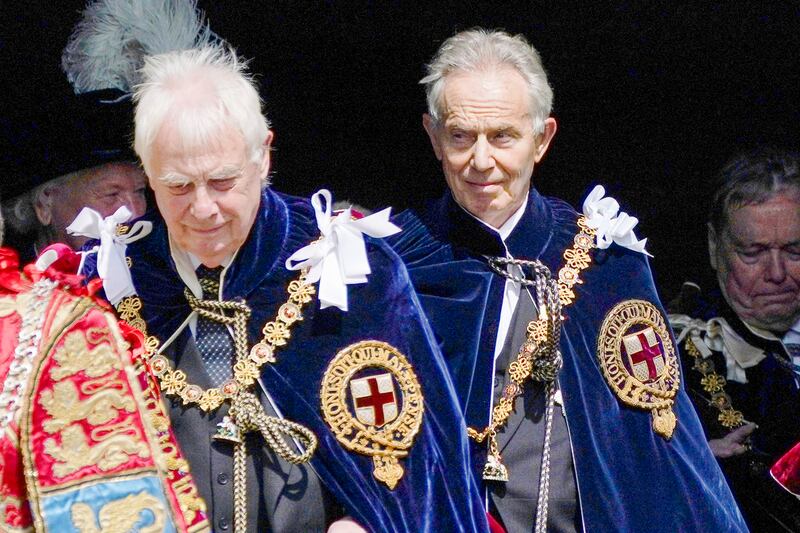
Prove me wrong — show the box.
[320,340,424,489]
[597,299,680,439]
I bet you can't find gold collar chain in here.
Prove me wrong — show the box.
[468,216,597,482]
[117,270,315,412]
[116,268,319,533]
[684,337,747,430]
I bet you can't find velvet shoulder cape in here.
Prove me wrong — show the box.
[389,189,747,532]
[83,188,488,533]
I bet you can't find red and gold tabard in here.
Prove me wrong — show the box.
[0,247,208,532]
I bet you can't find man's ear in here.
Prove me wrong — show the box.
[534,117,557,163]
[708,223,720,272]
[257,130,275,180]
[33,183,57,225]
[422,114,443,161]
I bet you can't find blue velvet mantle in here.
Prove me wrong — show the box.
[83,188,488,533]
[389,189,747,532]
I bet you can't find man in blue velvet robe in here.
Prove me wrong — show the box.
[80,44,487,533]
[669,148,800,531]
[389,28,747,532]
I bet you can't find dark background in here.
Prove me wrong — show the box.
[2,1,799,299]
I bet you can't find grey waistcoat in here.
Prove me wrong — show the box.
[164,330,340,532]
[489,289,581,533]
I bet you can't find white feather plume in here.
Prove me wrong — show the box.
[62,0,219,94]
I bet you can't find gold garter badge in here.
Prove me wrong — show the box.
[597,299,680,439]
[320,340,423,489]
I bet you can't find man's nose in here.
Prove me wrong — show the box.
[190,185,220,219]
[470,136,495,172]
[765,249,787,283]
[120,191,147,219]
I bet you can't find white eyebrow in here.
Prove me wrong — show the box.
[208,165,244,180]
[157,172,190,186]
[155,165,244,185]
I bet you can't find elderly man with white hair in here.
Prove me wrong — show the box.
[390,28,747,532]
[81,44,487,533]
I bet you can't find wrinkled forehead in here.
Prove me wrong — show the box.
[724,193,800,241]
[153,118,247,161]
[439,67,533,126]
[162,105,243,150]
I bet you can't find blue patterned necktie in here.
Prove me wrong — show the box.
[195,265,234,386]
[785,343,800,360]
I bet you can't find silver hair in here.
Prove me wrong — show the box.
[709,147,800,234]
[133,45,270,178]
[420,28,553,134]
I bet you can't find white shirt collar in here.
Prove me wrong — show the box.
[461,192,529,243]
[738,317,800,345]
[168,232,235,299]
[782,316,800,345]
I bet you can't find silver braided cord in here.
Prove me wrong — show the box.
[0,278,58,429]
[487,255,563,531]
[535,381,557,533]
[487,256,549,287]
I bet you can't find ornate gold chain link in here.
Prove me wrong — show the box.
[116,268,319,533]
[684,338,746,430]
[467,216,597,481]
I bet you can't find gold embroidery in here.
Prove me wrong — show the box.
[0,293,31,318]
[597,300,680,439]
[321,340,423,489]
[468,315,553,482]
[118,268,315,414]
[44,423,150,477]
[39,379,135,433]
[116,266,319,533]
[71,491,165,533]
[85,327,111,345]
[171,474,206,524]
[468,216,596,480]
[558,217,597,306]
[684,338,745,430]
[50,331,121,381]
[143,392,205,523]
[38,324,151,479]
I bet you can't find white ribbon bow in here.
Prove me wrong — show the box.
[67,206,152,305]
[285,189,401,311]
[669,313,765,384]
[582,185,652,257]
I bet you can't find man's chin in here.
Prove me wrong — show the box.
[740,307,800,332]
[189,244,230,268]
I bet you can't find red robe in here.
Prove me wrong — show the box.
[0,247,208,532]
[773,442,800,498]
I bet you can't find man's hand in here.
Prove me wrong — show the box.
[327,517,367,533]
[708,422,757,458]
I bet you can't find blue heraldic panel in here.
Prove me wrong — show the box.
[39,475,177,533]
